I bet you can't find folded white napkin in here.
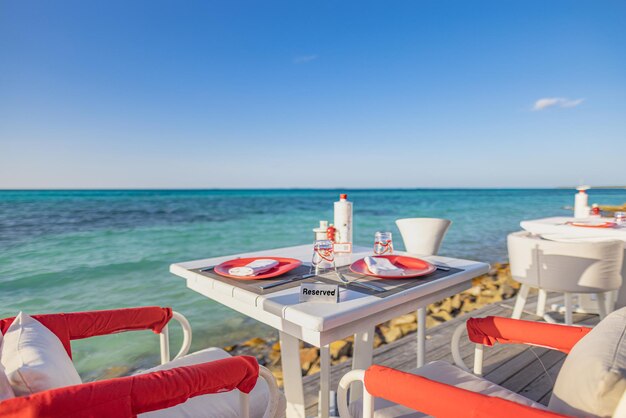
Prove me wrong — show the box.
[228,259,279,276]
[364,257,404,276]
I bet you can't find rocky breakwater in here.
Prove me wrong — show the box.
[225,263,518,386]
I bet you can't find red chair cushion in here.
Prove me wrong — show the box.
[0,356,259,418]
[0,307,172,359]
[364,365,569,418]
[466,316,591,354]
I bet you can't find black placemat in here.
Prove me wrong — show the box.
[314,265,465,298]
[191,263,464,298]
[190,264,317,295]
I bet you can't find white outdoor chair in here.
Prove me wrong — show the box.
[0,307,284,418]
[395,218,452,256]
[508,231,623,325]
[337,307,626,418]
[395,217,452,367]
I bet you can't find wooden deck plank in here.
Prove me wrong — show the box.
[477,312,596,396]
[518,356,565,405]
[303,302,513,415]
[483,346,550,386]
[499,313,598,405]
[498,349,565,395]
[302,302,505,389]
[537,359,565,406]
[302,296,600,416]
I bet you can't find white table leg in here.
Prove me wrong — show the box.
[536,289,547,317]
[564,293,573,325]
[596,292,608,319]
[512,283,529,319]
[350,327,375,403]
[279,332,306,418]
[607,290,617,313]
[417,307,426,367]
[319,345,330,418]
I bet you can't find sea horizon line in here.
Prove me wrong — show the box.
[1,186,625,193]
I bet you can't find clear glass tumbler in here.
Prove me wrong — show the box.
[614,211,626,226]
[374,231,393,255]
[312,239,335,274]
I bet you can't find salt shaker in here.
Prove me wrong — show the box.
[313,220,329,241]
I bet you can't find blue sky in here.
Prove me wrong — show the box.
[1,0,625,188]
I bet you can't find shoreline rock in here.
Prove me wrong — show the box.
[225,262,518,386]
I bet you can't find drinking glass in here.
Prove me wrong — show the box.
[615,212,626,226]
[374,231,393,255]
[312,239,335,274]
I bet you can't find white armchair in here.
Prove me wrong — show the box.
[0,307,284,418]
[338,308,626,418]
[508,231,623,324]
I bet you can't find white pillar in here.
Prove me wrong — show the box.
[512,284,530,319]
[351,327,375,402]
[417,307,426,367]
[279,332,306,418]
[536,289,547,317]
[319,345,330,418]
[564,293,573,325]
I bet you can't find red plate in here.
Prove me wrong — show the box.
[349,255,437,279]
[214,257,302,280]
[567,221,616,228]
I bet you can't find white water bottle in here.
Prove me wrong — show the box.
[574,186,590,219]
[333,194,353,253]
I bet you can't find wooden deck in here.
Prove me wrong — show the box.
[302,294,599,416]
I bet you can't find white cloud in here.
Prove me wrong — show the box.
[293,54,318,64]
[532,97,584,111]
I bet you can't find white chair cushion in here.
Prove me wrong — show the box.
[0,363,15,401]
[0,333,15,401]
[613,390,626,418]
[549,307,626,418]
[350,360,544,418]
[0,312,82,396]
[138,347,285,418]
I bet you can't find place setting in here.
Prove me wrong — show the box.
[192,257,317,295]
[312,231,464,298]
[566,220,618,228]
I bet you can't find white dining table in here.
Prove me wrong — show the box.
[520,216,626,310]
[171,244,489,418]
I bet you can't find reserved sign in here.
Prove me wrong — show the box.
[299,283,339,303]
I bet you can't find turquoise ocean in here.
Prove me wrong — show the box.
[1,189,625,379]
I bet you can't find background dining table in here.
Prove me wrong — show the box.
[520,216,626,310]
